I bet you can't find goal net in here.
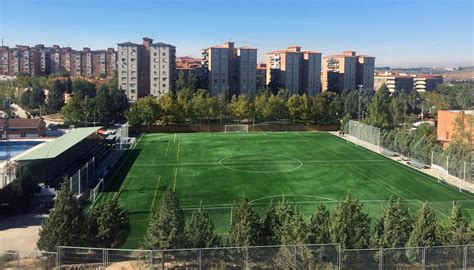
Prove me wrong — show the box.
[225,125,249,133]
[89,178,104,203]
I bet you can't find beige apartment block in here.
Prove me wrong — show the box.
[150,43,176,97]
[323,51,375,92]
[374,72,414,92]
[118,42,142,102]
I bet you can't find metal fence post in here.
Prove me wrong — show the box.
[379,248,383,270]
[464,245,468,270]
[293,245,297,269]
[57,246,61,270]
[16,250,19,270]
[103,248,107,268]
[422,247,426,270]
[199,248,202,270]
[338,245,342,270]
[149,250,153,270]
[245,246,249,270]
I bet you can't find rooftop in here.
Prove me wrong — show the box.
[16,127,100,161]
[0,118,45,129]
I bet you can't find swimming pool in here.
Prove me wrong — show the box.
[0,141,43,160]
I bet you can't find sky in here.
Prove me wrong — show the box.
[0,0,473,67]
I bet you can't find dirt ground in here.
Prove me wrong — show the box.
[0,214,46,256]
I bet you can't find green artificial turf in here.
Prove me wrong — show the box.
[94,132,474,249]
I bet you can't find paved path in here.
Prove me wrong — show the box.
[0,214,46,255]
[329,131,474,193]
[10,103,28,118]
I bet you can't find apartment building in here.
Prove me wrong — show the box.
[0,46,10,75]
[414,75,443,92]
[118,37,176,101]
[202,42,257,96]
[150,42,176,97]
[118,41,142,102]
[236,47,257,96]
[256,63,267,89]
[374,72,414,93]
[0,43,116,78]
[266,46,321,95]
[356,55,375,90]
[322,51,375,92]
[176,56,205,89]
[437,110,474,148]
[303,51,322,96]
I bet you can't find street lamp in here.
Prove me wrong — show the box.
[357,84,364,122]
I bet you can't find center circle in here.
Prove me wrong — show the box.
[218,155,303,173]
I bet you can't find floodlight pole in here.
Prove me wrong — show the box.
[357,85,363,122]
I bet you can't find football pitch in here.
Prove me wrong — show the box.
[95,132,474,249]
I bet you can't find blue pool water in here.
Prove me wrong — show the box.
[0,141,43,160]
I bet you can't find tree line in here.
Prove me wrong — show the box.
[37,184,472,253]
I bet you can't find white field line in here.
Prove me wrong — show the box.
[148,176,162,220]
[133,159,386,167]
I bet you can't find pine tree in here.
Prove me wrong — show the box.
[261,200,293,245]
[279,207,307,245]
[407,203,440,247]
[143,188,185,249]
[228,195,261,247]
[443,202,470,245]
[47,79,65,112]
[329,193,371,249]
[371,198,413,248]
[89,198,130,248]
[184,202,219,248]
[37,180,87,251]
[307,203,331,244]
[65,77,73,94]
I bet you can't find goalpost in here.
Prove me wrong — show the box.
[225,124,249,133]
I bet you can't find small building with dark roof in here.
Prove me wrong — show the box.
[0,118,46,138]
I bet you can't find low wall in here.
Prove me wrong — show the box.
[131,124,339,133]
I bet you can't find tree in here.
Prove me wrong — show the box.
[261,200,293,245]
[228,195,261,247]
[109,88,129,122]
[89,198,130,248]
[72,79,96,99]
[307,203,331,244]
[125,96,160,126]
[371,198,412,248]
[329,193,371,249]
[184,203,220,248]
[8,166,36,214]
[365,84,390,128]
[29,85,46,109]
[231,94,254,122]
[94,85,112,124]
[443,202,470,245]
[143,188,185,249]
[287,94,311,123]
[406,203,440,248]
[47,79,66,112]
[20,89,31,108]
[311,95,329,125]
[37,180,87,251]
[65,77,73,94]
[61,96,84,125]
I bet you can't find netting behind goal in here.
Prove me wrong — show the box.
[346,120,381,148]
[225,125,249,133]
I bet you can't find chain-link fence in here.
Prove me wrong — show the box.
[0,250,56,270]
[69,156,96,196]
[345,120,381,152]
[44,244,474,270]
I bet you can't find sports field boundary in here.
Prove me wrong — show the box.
[331,131,474,193]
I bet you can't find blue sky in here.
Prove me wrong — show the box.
[0,0,473,67]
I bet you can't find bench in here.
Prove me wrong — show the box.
[381,148,397,157]
[408,159,427,169]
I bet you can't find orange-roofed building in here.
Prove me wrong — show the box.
[437,110,474,148]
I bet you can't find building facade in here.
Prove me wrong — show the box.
[414,75,443,92]
[374,73,414,93]
[266,46,321,95]
[256,63,267,89]
[118,38,177,101]
[437,110,474,148]
[202,42,257,96]
[236,47,257,96]
[322,51,375,92]
[0,44,116,78]
[150,43,176,97]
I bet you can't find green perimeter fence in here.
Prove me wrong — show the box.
[1,244,473,269]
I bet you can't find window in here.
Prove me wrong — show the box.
[162,84,166,87]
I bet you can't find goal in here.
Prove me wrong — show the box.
[89,178,104,203]
[225,124,249,133]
